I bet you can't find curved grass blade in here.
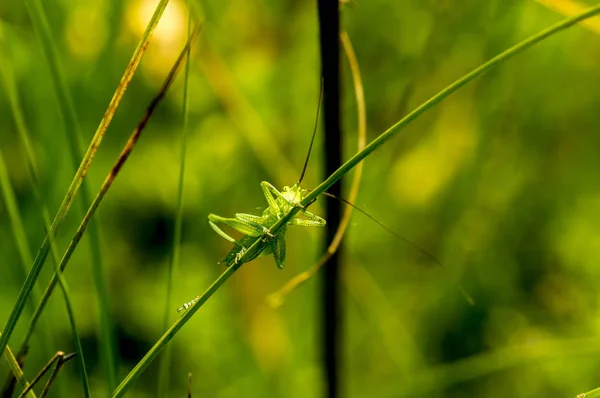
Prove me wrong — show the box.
[301,3,600,209]
[0,0,172,375]
[21,1,110,387]
[0,54,84,390]
[240,1,600,305]
[17,351,76,398]
[112,262,241,398]
[0,151,36,310]
[0,40,66,396]
[576,387,600,398]
[268,30,367,307]
[0,153,90,397]
[538,0,600,35]
[0,150,54,398]
[0,339,35,398]
[113,5,600,393]
[157,4,194,397]
[236,4,600,287]
[21,0,172,391]
[18,22,201,375]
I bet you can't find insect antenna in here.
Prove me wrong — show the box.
[320,192,444,267]
[319,191,474,305]
[297,79,324,185]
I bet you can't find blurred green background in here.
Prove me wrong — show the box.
[2,0,600,397]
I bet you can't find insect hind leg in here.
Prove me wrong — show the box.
[209,213,264,238]
[236,213,275,238]
[292,210,326,227]
[208,218,240,245]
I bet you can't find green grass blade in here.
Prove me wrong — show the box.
[302,3,600,207]
[0,0,172,371]
[0,45,61,397]
[20,0,174,386]
[0,151,90,397]
[0,339,36,398]
[17,25,198,397]
[21,0,119,390]
[157,4,193,397]
[576,387,600,398]
[0,64,90,398]
[1,148,90,396]
[91,4,600,395]
[0,151,34,294]
[112,262,241,398]
[0,156,38,398]
[49,270,91,397]
[212,2,600,287]
[24,19,198,359]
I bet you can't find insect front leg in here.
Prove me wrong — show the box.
[260,181,292,211]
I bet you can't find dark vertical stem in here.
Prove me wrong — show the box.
[317,2,341,398]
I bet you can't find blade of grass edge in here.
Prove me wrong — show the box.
[157,4,193,397]
[22,1,111,389]
[0,145,90,397]
[0,0,171,372]
[0,38,66,398]
[0,339,36,398]
[112,262,241,398]
[576,386,600,398]
[300,3,600,206]
[537,0,600,35]
[0,152,37,314]
[35,24,198,397]
[236,5,600,290]
[21,0,170,391]
[111,4,600,395]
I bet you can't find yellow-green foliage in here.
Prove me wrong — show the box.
[2,1,600,397]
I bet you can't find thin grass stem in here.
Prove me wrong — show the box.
[0,338,35,398]
[17,351,75,398]
[112,261,242,398]
[21,1,110,387]
[236,3,600,289]
[111,4,600,393]
[0,0,172,366]
[576,386,600,398]
[37,353,76,398]
[21,21,199,358]
[157,4,194,397]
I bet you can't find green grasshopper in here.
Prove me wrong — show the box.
[208,88,326,269]
[202,85,469,302]
[208,181,325,269]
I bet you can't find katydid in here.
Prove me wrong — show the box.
[206,85,444,271]
[183,84,470,314]
[208,87,326,269]
[208,181,326,268]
